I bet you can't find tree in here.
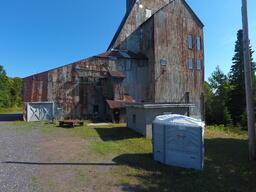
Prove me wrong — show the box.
[0,65,23,108]
[208,66,232,125]
[204,81,214,124]
[0,65,11,108]
[0,65,6,76]
[10,77,23,107]
[228,29,255,126]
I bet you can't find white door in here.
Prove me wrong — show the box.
[27,102,54,122]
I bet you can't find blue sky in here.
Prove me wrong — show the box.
[0,0,255,80]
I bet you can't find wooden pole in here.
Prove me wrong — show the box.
[241,0,256,160]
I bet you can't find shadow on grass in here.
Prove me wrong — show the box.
[95,127,143,141]
[0,113,23,121]
[112,138,256,192]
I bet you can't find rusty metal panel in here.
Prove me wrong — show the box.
[23,57,109,120]
[116,17,156,102]
[153,0,204,119]
[109,0,170,49]
[23,0,205,121]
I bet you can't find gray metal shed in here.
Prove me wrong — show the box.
[126,103,195,138]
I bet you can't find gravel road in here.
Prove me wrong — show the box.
[0,117,41,192]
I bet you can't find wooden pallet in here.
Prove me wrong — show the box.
[59,120,84,127]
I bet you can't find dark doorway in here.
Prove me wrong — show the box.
[113,109,120,123]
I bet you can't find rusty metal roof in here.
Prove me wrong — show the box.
[106,100,123,109]
[95,50,147,60]
[106,95,136,109]
[108,71,126,78]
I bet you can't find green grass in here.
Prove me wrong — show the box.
[207,124,247,138]
[29,176,40,192]
[0,106,22,114]
[10,121,256,192]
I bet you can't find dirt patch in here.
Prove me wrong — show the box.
[37,136,121,192]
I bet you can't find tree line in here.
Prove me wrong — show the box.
[0,65,23,108]
[205,29,256,128]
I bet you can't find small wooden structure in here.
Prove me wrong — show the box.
[59,120,84,127]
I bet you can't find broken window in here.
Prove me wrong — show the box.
[188,34,193,49]
[188,58,194,69]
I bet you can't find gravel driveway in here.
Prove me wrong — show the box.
[0,118,41,192]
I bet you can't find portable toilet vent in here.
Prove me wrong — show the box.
[152,114,205,170]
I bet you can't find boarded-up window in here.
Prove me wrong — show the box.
[188,58,194,69]
[196,36,201,50]
[188,34,193,49]
[197,59,202,70]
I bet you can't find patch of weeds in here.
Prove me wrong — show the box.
[206,125,247,138]
[29,176,39,191]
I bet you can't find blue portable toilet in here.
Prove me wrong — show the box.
[152,114,205,170]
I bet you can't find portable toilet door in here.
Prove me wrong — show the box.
[153,114,204,170]
[164,125,204,170]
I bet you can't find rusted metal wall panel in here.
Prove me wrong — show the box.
[23,55,149,120]
[153,0,204,119]
[23,57,113,120]
[23,0,205,121]
[117,18,156,102]
[110,0,170,49]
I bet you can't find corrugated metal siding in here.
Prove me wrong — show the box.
[117,18,156,102]
[24,57,112,120]
[109,0,170,49]
[23,0,205,121]
[153,0,204,119]
[23,56,150,120]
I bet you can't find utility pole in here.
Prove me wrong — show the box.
[241,0,256,160]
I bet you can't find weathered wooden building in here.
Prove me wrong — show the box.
[23,0,204,123]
